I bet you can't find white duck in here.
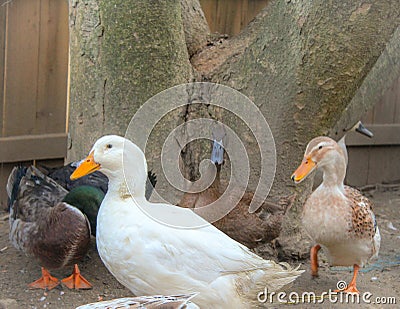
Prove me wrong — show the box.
[291,136,380,294]
[71,135,303,308]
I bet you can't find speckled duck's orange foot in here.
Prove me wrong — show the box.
[310,244,321,277]
[334,284,360,294]
[29,267,60,290]
[61,264,92,289]
[334,264,360,294]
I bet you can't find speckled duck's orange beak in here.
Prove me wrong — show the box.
[70,151,100,180]
[291,156,316,184]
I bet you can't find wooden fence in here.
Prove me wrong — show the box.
[0,0,69,208]
[346,75,400,187]
[200,0,269,35]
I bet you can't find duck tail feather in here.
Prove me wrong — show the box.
[148,170,157,187]
[235,260,304,306]
[6,166,27,210]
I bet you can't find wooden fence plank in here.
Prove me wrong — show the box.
[346,147,370,186]
[0,3,7,136]
[216,0,231,34]
[365,146,400,185]
[372,91,396,124]
[3,0,41,137]
[200,0,269,35]
[200,0,215,32]
[392,76,400,123]
[36,0,68,134]
[234,0,247,36]
[0,133,67,163]
[362,106,375,124]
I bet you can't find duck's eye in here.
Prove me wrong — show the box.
[106,144,113,149]
[318,145,323,150]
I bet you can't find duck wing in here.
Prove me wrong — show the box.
[27,202,91,269]
[129,202,303,299]
[345,186,378,241]
[8,166,90,269]
[8,166,68,224]
[345,186,380,258]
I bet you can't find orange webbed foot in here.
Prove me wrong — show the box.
[334,285,360,294]
[61,264,92,290]
[310,244,321,277]
[29,267,60,290]
[334,264,360,294]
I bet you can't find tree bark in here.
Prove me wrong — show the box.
[68,0,193,161]
[180,0,210,57]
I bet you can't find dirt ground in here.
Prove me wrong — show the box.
[0,186,399,309]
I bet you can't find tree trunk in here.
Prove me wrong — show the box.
[68,0,400,257]
[68,0,193,161]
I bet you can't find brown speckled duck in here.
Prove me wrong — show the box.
[179,137,294,248]
[7,165,102,290]
[291,136,380,294]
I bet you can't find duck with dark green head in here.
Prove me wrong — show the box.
[7,165,104,290]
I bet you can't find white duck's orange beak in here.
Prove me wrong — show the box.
[70,151,101,180]
[291,156,316,184]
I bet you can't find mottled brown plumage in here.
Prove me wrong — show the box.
[214,193,293,248]
[7,166,92,289]
[179,148,293,248]
[346,186,377,240]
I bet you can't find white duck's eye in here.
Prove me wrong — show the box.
[318,145,323,150]
[106,144,113,149]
